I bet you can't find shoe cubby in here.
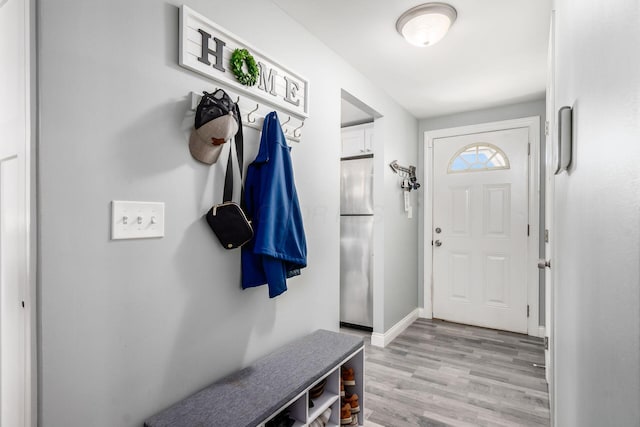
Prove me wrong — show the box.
[340,348,364,426]
[308,369,339,426]
[147,330,364,427]
[258,347,364,427]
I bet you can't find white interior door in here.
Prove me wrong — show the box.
[433,128,529,333]
[0,156,26,427]
[1,0,30,425]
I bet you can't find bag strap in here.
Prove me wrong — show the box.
[222,102,244,207]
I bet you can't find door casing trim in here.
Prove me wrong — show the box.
[422,116,542,337]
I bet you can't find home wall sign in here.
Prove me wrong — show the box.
[179,5,309,119]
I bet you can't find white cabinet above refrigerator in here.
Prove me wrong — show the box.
[341,123,373,158]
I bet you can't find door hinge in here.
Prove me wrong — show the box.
[544,336,549,350]
[527,305,530,317]
[545,229,549,243]
[527,142,531,155]
[545,121,550,136]
[527,224,530,236]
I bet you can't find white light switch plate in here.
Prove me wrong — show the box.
[111,201,165,240]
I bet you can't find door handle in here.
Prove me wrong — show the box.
[538,259,551,269]
[434,240,442,247]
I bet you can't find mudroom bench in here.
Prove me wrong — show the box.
[144,329,365,427]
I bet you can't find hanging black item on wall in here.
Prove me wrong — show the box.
[205,201,253,249]
[204,90,253,249]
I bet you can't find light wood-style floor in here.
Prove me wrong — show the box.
[347,318,550,427]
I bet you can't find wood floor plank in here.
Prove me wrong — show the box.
[346,318,550,427]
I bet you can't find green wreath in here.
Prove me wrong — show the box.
[230,48,259,86]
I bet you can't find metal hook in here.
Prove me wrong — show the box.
[293,120,305,138]
[235,96,240,104]
[281,116,292,134]
[247,104,259,123]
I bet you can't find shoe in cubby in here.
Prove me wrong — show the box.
[318,406,332,425]
[340,402,353,425]
[344,393,359,414]
[309,377,328,399]
[341,367,356,386]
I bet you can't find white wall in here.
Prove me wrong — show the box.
[553,0,640,425]
[417,99,546,320]
[36,1,418,426]
[381,112,419,331]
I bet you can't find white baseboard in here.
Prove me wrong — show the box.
[418,308,432,319]
[370,308,420,348]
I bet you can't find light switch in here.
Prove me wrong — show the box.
[111,201,165,240]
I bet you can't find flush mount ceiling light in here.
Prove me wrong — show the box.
[396,3,457,47]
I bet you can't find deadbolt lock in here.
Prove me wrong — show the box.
[537,259,551,269]
[435,227,442,234]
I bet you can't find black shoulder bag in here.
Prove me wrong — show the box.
[205,102,253,249]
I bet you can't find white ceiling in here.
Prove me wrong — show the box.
[272,0,552,119]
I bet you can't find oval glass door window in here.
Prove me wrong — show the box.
[447,143,510,173]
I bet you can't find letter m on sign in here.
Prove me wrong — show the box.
[258,62,278,96]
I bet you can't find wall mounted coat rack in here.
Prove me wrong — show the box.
[190,91,304,143]
[389,160,421,191]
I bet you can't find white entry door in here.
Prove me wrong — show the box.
[1,0,31,425]
[433,127,529,333]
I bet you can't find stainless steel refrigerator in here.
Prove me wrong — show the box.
[340,157,374,329]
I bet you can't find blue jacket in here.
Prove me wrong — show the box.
[241,112,307,298]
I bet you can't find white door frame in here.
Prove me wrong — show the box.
[0,0,36,425]
[545,10,557,425]
[422,116,542,337]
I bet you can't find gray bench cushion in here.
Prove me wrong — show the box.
[144,329,364,427]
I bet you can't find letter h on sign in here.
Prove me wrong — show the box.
[197,29,226,72]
